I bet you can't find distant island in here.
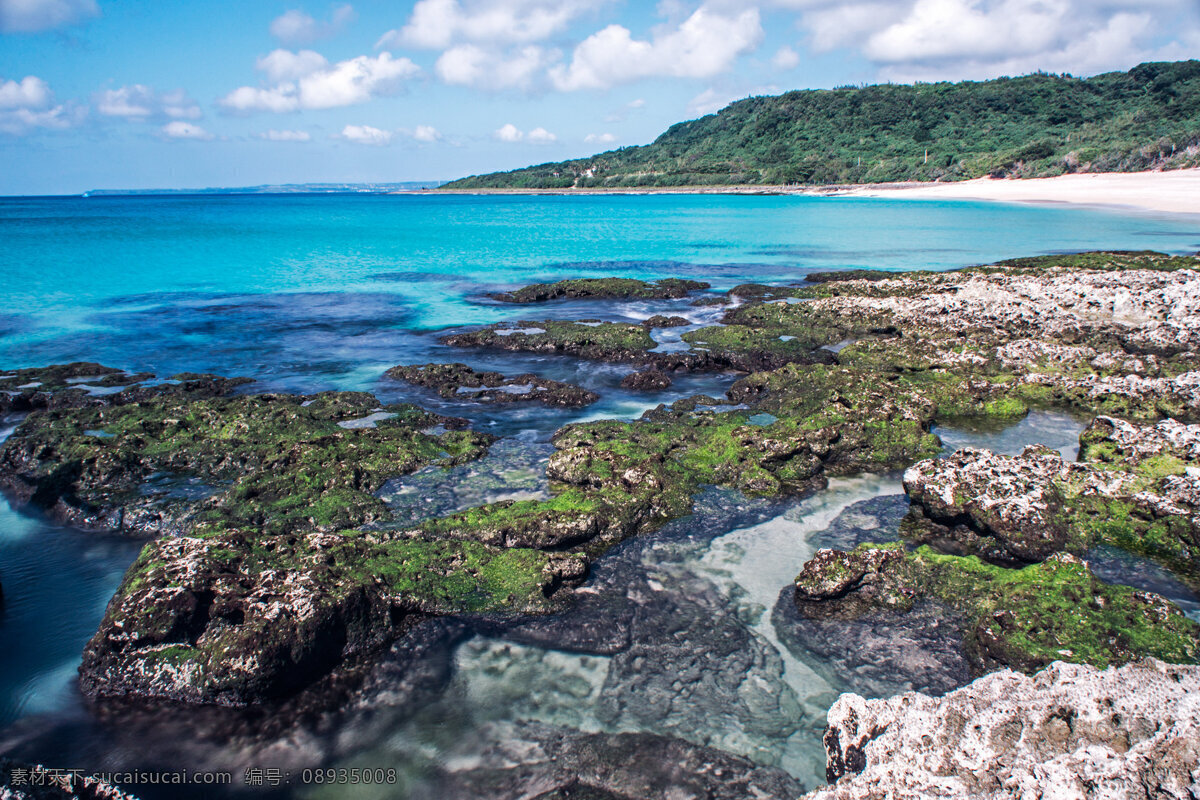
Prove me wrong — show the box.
[442,60,1200,190]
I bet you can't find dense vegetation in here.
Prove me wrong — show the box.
[443,60,1200,189]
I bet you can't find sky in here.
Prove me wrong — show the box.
[1,0,1199,195]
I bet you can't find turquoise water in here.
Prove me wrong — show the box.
[4,194,1200,389]
[1,194,1200,797]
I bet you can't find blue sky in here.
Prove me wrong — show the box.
[2,0,1199,194]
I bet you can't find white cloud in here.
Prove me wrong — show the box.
[771,45,801,70]
[270,4,355,45]
[584,132,616,144]
[550,7,762,90]
[494,122,523,142]
[492,123,556,143]
[161,121,213,140]
[379,0,600,49]
[435,43,557,90]
[95,85,202,120]
[779,0,1198,81]
[220,52,420,113]
[0,75,51,109]
[0,0,97,33]
[687,87,736,115]
[259,129,311,141]
[0,75,82,134]
[340,123,392,145]
[256,49,329,83]
[628,97,645,108]
[411,124,440,142]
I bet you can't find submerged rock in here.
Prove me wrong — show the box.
[386,362,599,407]
[489,277,709,303]
[809,659,1200,799]
[430,721,805,800]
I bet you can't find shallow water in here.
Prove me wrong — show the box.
[2,194,1200,797]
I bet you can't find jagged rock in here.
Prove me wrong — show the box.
[385,362,599,407]
[808,659,1200,799]
[79,529,585,706]
[620,370,671,391]
[902,422,1200,583]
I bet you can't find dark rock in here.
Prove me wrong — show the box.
[620,370,671,391]
[386,362,599,407]
[490,278,709,303]
[640,315,690,328]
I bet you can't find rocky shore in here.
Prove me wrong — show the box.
[811,658,1200,799]
[3,251,1200,796]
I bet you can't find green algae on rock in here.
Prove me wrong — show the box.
[443,319,658,364]
[81,528,585,706]
[489,277,709,303]
[385,363,599,408]
[902,416,1200,587]
[793,544,1200,675]
[0,362,251,415]
[0,390,492,536]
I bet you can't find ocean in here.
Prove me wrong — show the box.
[1,193,1199,798]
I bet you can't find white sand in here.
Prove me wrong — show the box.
[838,169,1200,215]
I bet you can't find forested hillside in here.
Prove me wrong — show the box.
[443,60,1200,189]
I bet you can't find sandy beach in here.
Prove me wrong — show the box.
[425,169,1200,216]
[838,169,1200,215]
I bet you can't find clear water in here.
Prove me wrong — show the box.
[2,194,1200,797]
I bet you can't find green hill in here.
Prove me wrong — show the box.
[442,60,1200,189]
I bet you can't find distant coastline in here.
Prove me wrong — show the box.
[417,169,1200,216]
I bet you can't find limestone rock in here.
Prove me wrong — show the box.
[808,659,1200,799]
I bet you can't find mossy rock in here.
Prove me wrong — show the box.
[0,390,492,536]
[81,529,585,706]
[794,544,1200,675]
[490,277,709,303]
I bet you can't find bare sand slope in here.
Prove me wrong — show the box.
[840,169,1200,215]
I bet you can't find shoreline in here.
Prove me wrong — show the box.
[412,168,1200,216]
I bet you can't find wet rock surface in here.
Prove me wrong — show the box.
[386,362,599,408]
[430,721,805,800]
[0,388,488,536]
[79,528,585,706]
[809,658,1200,799]
[489,277,709,304]
[619,369,671,391]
